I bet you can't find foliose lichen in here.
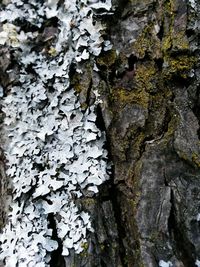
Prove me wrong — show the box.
[0,0,112,266]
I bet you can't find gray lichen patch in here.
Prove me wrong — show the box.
[0,0,112,266]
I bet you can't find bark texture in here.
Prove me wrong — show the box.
[1,0,200,266]
[71,0,200,266]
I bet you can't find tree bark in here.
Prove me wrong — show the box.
[0,0,200,267]
[70,0,200,266]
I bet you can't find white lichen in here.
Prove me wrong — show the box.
[196,259,200,267]
[0,0,112,266]
[189,0,197,9]
[159,260,173,267]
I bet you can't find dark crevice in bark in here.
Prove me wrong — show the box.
[95,104,107,133]
[192,85,200,139]
[86,79,93,107]
[186,29,195,38]
[137,136,147,160]
[163,170,169,187]
[42,17,59,30]
[100,259,107,267]
[68,62,77,81]
[175,228,196,267]
[157,22,164,41]
[108,185,128,267]
[0,152,8,230]
[160,107,172,136]
[170,75,192,89]
[154,58,164,71]
[95,105,128,267]
[168,190,176,240]
[24,63,38,77]
[57,0,65,9]
[168,190,196,267]
[48,213,65,267]
[113,0,129,20]
[128,55,137,71]
[14,18,40,32]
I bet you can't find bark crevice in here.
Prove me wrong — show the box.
[48,213,65,267]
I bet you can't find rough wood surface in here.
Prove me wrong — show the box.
[0,0,200,266]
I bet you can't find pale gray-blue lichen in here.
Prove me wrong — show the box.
[0,0,112,266]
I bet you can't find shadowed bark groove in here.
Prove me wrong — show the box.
[48,213,65,267]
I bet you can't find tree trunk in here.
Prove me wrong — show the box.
[0,0,200,267]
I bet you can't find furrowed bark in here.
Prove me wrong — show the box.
[0,0,200,266]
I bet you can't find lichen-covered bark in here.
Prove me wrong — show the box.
[0,0,200,266]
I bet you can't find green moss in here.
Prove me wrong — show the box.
[162,35,172,53]
[111,134,129,161]
[81,242,89,250]
[192,152,200,168]
[162,113,180,145]
[128,198,140,214]
[162,0,175,49]
[81,198,96,208]
[96,49,117,67]
[176,150,200,168]
[131,9,190,78]
[162,8,190,66]
[0,220,4,230]
[100,244,105,251]
[162,0,189,54]
[172,31,189,51]
[80,242,89,257]
[132,32,149,59]
[72,75,83,94]
[133,159,143,183]
[163,55,196,79]
[134,62,158,93]
[132,132,145,160]
[80,102,88,110]
[151,93,164,108]
[111,87,149,109]
[71,62,92,94]
[132,24,160,59]
[150,231,160,242]
[125,198,144,267]
[160,0,194,80]
[70,62,93,111]
[169,55,195,72]
[162,26,189,54]
[128,0,153,4]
